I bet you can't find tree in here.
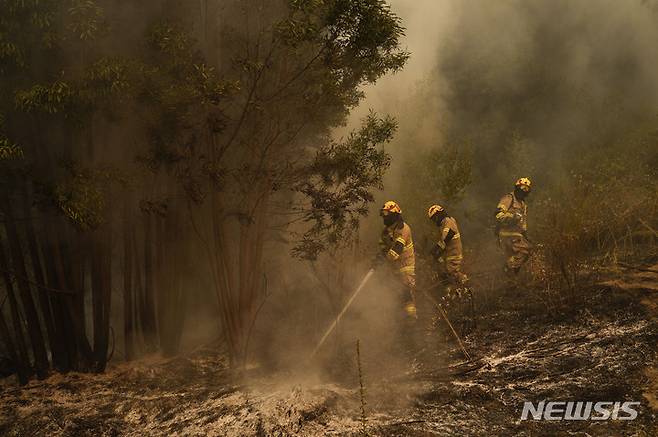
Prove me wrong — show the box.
[0,0,408,380]
[131,0,408,365]
[192,0,407,365]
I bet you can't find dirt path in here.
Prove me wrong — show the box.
[1,268,657,436]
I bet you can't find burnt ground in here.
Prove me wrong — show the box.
[1,263,657,436]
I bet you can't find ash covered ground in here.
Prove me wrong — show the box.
[1,263,657,437]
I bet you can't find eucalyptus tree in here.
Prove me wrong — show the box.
[0,0,408,378]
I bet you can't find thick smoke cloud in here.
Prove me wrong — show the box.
[437,0,658,184]
[354,0,658,239]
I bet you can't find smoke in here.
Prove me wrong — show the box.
[436,0,658,182]
[249,250,413,369]
[351,0,658,245]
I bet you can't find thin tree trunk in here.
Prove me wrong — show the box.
[0,310,27,384]
[0,236,31,381]
[133,228,145,355]
[240,191,269,362]
[1,192,49,377]
[91,228,111,372]
[42,228,71,373]
[123,199,134,361]
[142,213,158,351]
[91,236,102,368]
[50,229,79,371]
[211,205,240,365]
[155,214,166,352]
[22,197,63,371]
[170,209,186,354]
[59,228,79,370]
[102,225,112,369]
[68,233,93,370]
[160,206,186,356]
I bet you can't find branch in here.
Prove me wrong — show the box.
[0,267,76,295]
[262,45,326,102]
[218,41,278,159]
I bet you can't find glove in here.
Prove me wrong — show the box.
[404,289,417,320]
[430,243,444,260]
[404,301,417,319]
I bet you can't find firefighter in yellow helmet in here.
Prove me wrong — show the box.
[427,204,468,286]
[428,204,474,335]
[495,177,532,274]
[375,201,417,320]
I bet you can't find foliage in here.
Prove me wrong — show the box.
[54,166,118,230]
[68,0,107,42]
[394,140,473,251]
[294,113,395,259]
[409,142,472,204]
[0,0,60,70]
[200,0,408,257]
[83,57,132,99]
[533,129,658,288]
[0,137,23,160]
[15,80,75,114]
[0,114,23,161]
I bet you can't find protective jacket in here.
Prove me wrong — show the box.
[379,219,415,288]
[495,192,530,271]
[433,216,468,283]
[495,192,528,238]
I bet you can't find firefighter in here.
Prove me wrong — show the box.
[374,201,417,320]
[495,177,532,275]
[374,201,422,365]
[427,204,468,286]
[427,204,474,335]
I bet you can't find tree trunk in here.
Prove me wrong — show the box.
[42,228,71,373]
[169,209,186,355]
[155,214,166,351]
[102,226,112,368]
[91,228,111,373]
[1,192,49,377]
[49,230,80,371]
[91,237,104,371]
[142,213,158,351]
[0,310,27,384]
[68,233,93,370]
[210,201,239,365]
[0,236,31,382]
[159,207,186,356]
[240,192,269,363]
[123,199,134,361]
[132,228,145,355]
[22,196,64,371]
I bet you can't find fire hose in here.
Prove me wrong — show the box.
[309,269,472,361]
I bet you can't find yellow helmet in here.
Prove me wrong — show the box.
[427,204,445,219]
[515,177,532,192]
[380,200,401,216]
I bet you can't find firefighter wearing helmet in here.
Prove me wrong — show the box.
[375,201,417,320]
[427,204,468,286]
[495,177,532,274]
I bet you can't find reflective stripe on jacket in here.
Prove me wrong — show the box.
[437,216,463,262]
[379,220,415,278]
